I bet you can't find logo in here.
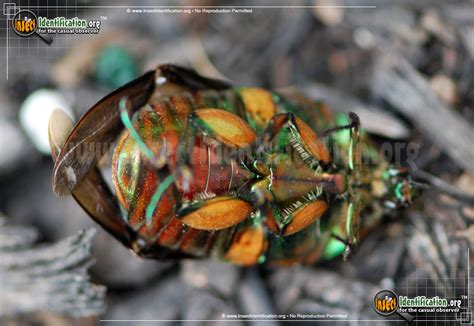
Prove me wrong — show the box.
[12,10,37,37]
[372,289,468,323]
[373,289,398,316]
[7,6,102,45]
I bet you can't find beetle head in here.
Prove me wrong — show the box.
[373,166,421,209]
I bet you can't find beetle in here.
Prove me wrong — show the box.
[49,64,419,266]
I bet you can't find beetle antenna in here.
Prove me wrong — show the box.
[412,169,474,205]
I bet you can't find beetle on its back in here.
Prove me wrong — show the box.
[50,64,419,266]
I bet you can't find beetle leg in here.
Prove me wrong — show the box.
[262,112,331,167]
[176,196,253,231]
[244,177,330,237]
[224,215,268,266]
[190,108,257,148]
[323,111,360,136]
[327,192,362,260]
[328,234,354,260]
[323,112,361,172]
[279,199,329,236]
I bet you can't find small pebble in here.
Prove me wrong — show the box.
[386,223,403,238]
[455,173,474,195]
[455,225,474,242]
[328,51,348,75]
[380,278,395,290]
[462,207,474,221]
[430,74,457,105]
[353,28,375,50]
[439,193,457,205]
[19,89,74,155]
[312,0,344,26]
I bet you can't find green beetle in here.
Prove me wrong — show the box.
[49,65,419,266]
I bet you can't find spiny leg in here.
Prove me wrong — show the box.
[325,192,362,260]
[262,112,331,168]
[323,111,360,137]
[243,176,331,238]
[321,114,362,260]
[323,111,361,172]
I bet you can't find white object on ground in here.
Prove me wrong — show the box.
[19,89,74,154]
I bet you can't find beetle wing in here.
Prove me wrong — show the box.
[52,70,156,196]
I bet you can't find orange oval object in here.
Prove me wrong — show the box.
[239,87,276,129]
[194,109,256,147]
[180,197,252,230]
[294,117,331,164]
[284,200,328,236]
[225,225,266,266]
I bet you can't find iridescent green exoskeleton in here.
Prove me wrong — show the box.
[50,65,420,266]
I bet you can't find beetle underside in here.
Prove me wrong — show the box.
[50,64,419,266]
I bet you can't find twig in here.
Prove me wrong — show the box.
[371,55,474,174]
[299,82,410,139]
[0,222,106,317]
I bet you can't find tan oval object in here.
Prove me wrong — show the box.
[180,197,252,230]
[195,109,256,147]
